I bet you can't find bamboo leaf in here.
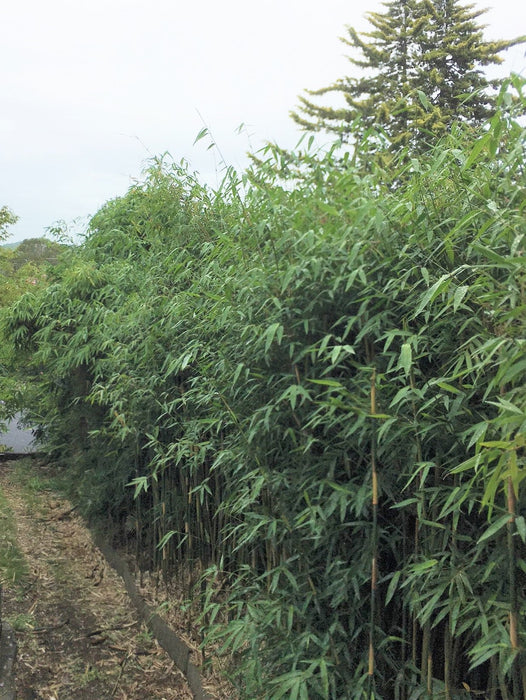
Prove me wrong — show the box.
[463,132,490,169]
[464,420,488,450]
[417,90,431,110]
[385,570,402,604]
[515,515,526,543]
[397,342,412,376]
[498,358,526,386]
[477,514,510,544]
[264,322,284,353]
[127,475,149,497]
[453,285,469,311]
[306,378,343,388]
[411,559,439,573]
[318,201,341,217]
[432,380,462,395]
[487,398,525,416]
[157,530,177,549]
[193,127,209,145]
[472,243,526,266]
[413,274,451,316]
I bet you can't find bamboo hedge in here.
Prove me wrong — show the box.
[3,79,526,697]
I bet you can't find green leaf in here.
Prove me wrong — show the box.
[477,514,510,544]
[264,322,284,353]
[277,384,311,410]
[413,274,452,316]
[480,440,517,448]
[421,267,429,285]
[397,343,412,376]
[453,285,469,312]
[464,421,488,450]
[463,133,490,169]
[488,398,525,416]
[409,559,438,573]
[330,344,355,365]
[392,497,419,509]
[390,386,412,408]
[472,244,526,266]
[432,380,462,395]
[306,378,343,388]
[498,358,526,386]
[515,516,526,543]
[450,454,483,474]
[385,570,402,604]
[157,529,177,549]
[318,201,341,217]
[127,475,149,498]
[193,127,209,145]
[417,90,431,110]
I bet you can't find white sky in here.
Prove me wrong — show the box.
[2,0,526,242]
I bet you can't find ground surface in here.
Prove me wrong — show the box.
[0,459,197,700]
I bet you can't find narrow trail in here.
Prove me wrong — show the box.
[0,460,193,700]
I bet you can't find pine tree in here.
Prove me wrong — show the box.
[291,0,524,153]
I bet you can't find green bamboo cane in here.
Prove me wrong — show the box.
[368,366,378,696]
[506,470,524,697]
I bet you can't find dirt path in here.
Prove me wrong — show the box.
[0,460,194,700]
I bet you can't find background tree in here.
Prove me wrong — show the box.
[0,231,69,425]
[10,237,67,271]
[0,206,18,241]
[0,238,68,307]
[291,0,524,153]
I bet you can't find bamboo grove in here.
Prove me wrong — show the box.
[3,79,526,697]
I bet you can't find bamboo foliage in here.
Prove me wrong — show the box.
[2,79,526,698]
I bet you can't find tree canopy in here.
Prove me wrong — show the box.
[9,237,67,270]
[292,0,524,154]
[0,206,18,241]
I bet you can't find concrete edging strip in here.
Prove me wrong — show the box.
[94,534,213,700]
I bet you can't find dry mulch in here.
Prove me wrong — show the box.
[0,459,222,700]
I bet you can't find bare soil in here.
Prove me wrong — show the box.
[0,459,200,700]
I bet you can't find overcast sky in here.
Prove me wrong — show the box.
[3,0,525,243]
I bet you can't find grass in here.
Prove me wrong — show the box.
[77,663,103,688]
[7,459,58,509]
[0,481,28,586]
[8,458,54,491]
[9,612,36,631]
[0,458,62,590]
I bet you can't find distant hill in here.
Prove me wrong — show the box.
[1,241,20,250]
